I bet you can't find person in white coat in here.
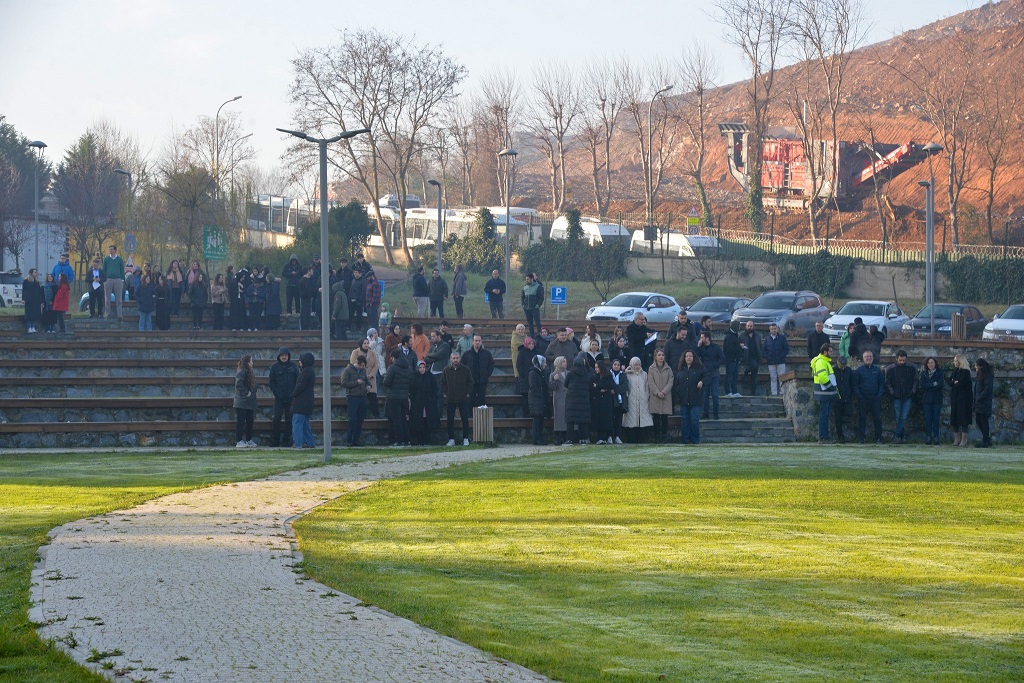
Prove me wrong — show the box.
[622,356,653,443]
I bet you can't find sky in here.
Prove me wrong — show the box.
[0,0,979,175]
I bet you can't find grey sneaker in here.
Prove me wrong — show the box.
[462,438,470,446]
[246,440,257,448]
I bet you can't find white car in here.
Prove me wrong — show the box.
[823,300,909,340]
[0,271,23,307]
[586,292,682,323]
[982,305,1024,341]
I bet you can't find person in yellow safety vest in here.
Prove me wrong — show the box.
[810,343,838,443]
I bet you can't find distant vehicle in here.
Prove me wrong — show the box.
[549,215,633,246]
[0,270,23,307]
[982,305,1024,341]
[902,304,989,338]
[731,290,830,334]
[686,296,753,323]
[629,230,719,257]
[378,194,421,209]
[823,300,909,340]
[586,292,683,323]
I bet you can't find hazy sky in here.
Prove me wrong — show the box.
[0,0,977,172]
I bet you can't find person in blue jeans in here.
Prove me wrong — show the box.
[674,350,705,444]
[696,331,725,419]
[918,356,944,445]
[340,355,369,446]
[290,352,316,448]
[136,275,156,331]
[884,349,918,444]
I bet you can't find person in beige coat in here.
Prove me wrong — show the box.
[351,338,380,418]
[622,356,653,442]
[647,348,674,443]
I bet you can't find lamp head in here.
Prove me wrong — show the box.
[114,169,130,177]
[276,127,310,141]
[428,179,441,188]
[231,95,242,102]
[922,142,943,155]
[497,148,518,157]
[29,140,47,149]
[338,128,370,139]
[918,180,931,188]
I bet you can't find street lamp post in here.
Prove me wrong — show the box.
[114,169,133,248]
[918,141,944,336]
[497,148,518,318]
[226,133,253,228]
[29,140,47,275]
[646,85,673,227]
[214,96,242,198]
[277,126,370,464]
[427,180,443,273]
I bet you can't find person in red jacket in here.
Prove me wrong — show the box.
[52,274,71,334]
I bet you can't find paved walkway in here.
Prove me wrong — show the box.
[32,447,557,682]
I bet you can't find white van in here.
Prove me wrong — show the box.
[629,230,719,257]
[549,215,633,246]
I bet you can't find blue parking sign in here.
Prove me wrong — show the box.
[550,286,567,305]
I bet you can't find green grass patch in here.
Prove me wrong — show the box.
[0,448,383,683]
[294,446,1024,682]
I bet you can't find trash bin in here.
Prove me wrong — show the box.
[950,312,966,340]
[472,405,494,445]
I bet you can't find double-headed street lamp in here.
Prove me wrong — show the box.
[497,148,518,318]
[214,96,242,197]
[918,141,944,336]
[29,140,47,275]
[276,126,370,464]
[427,179,443,274]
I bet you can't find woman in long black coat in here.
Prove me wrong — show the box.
[154,274,173,331]
[516,338,538,418]
[528,355,550,446]
[590,361,615,444]
[973,358,994,448]
[565,353,593,444]
[22,269,43,333]
[409,360,440,445]
[947,354,973,447]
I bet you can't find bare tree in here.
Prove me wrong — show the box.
[885,32,979,247]
[677,44,721,228]
[446,99,478,205]
[790,0,867,244]
[579,59,623,217]
[686,247,733,297]
[156,131,221,269]
[289,30,464,264]
[479,70,522,205]
[529,63,582,212]
[620,59,679,228]
[974,69,1022,243]
[852,105,892,247]
[714,0,794,233]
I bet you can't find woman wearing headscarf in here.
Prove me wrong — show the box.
[590,360,616,444]
[351,338,380,418]
[515,336,538,418]
[565,352,593,444]
[622,357,653,442]
[608,358,628,445]
[947,354,973,447]
[409,360,440,445]
[549,356,569,445]
[647,348,675,444]
[528,355,550,445]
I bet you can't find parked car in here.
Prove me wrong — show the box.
[823,300,909,340]
[686,296,753,323]
[586,292,683,323]
[0,270,23,307]
[982,304,1024,341]
[731,290,829,334]
[902,303,989,338]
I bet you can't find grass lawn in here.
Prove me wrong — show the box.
[294,445,1024,683]
[0,448,381,683]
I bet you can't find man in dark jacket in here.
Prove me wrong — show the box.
[739,321,763,396]
[382,350,414,446]
[521,273,543,338]
[696,331,725,419]
[723,323,742,396]
[412,266,430,317]
[484,269,506,319]
[442,351,474,446]
[833,354,853,443]
[268,347,300,447]
[336,257,353,295]
[806,322,830,361]
[663,326,696,374]
[762,323,789,396]
[667,311,700,340]
[428,268,449,318]
[290,352,316,448]
[282,255,302,315]
[544,327,578,368]
[348,269,367,325]
[884,349,918,443]
[849,319,869,363]
[340,354,369,447]
[852,349,885,443]
[626,313,657,369]
[461,334,494,407]
[452,264,468,318]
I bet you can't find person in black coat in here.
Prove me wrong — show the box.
[674,350,706,444]
[973,357,994,448]
[528,355,550,445]
[282,254,303,315]
[919,356,944,445]
[565,353,593,444]
[738,322,763,396]
[608,358,628,444]
[461,335,494,407]
[806,322,830,361]
[298,268,317,331]
[516,338,538,417]
[833,355,854,443]
[268,347,300,447]
[290,352,316,448]
[409,360,440,445]
[625,313,656,369]
[947,354,973,446]
[22,269,43,333]
[590,362,616,444]
[722,323,742,396]
[382,351,414,446]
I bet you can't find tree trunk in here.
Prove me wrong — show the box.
[694,175,712,229]
[985,165,996,244]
